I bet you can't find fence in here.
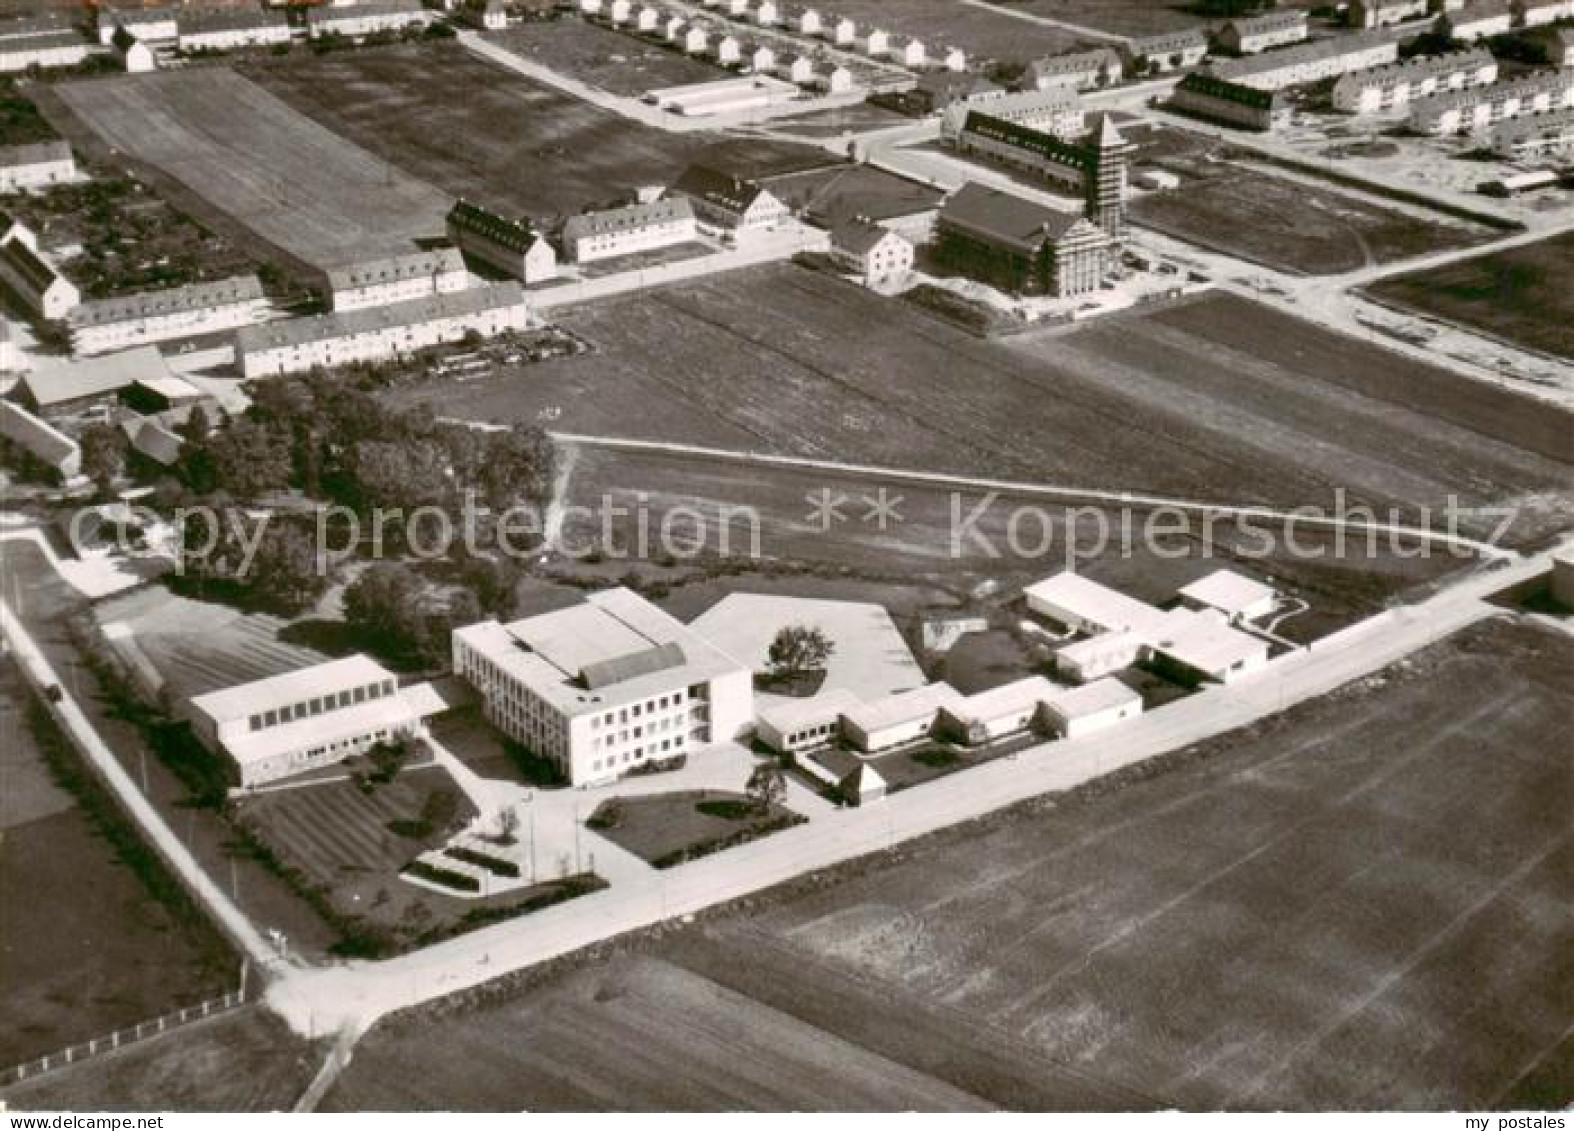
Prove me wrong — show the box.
[0,989,249,1089]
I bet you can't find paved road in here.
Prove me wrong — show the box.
[263,547,1556,1039]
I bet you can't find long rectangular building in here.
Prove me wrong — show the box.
[1213,30,1400,91]
[1410,69,1574,134]
[446,199,557,284]
[452,587,753,786]
[1332,48,1498,113]
[68,275,269,355]
[0,232,80,320]
[0,140,75,193]
[935,182,1111,299]
[1170,71,1292,131]
[561,196,697,263]
[235,282,528,379]
[941,86,1084,141]
[322,248,469,312]
[1490,104,1574,157]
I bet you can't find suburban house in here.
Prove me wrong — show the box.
[1123,29,1209,74]
[829,218,914,284]
[67,275,269,355]
[1170,71,1294,130]
[235,282,528,379]
[446,199,558,284]
[0,141,75,192]
[0,398,82,482]
[1217,10,1310,54]
[935,182,1112,299]
[452,587,754,786]
[186,656,424,788]
[1028,47,1123,91]
[0,229,80,320]
[673,164,789,233]
[176,8,293,52]
[887,34,926,67]
[322,248,469,312]
[560,196,698,264]
[824,14,855,44]
[1332,48,1498,113]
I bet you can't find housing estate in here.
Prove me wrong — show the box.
[1217,10,1310,54]
[322,248,469,312]
[1409,68,1574,133]
[1124,29,1210,74]
[186,655,424,788]
[452,587,754,786]
[307,0,430,39]
[1212,31,1401,91]
[1439,0,1515,40]
[68,275,269,355]
[1489,104,1574,156]
[234,282,529,379]
[1332,48,1498,113]
[446,200,558,284]
[1028,48,1124,91]
[935,182,1112,299]
[0,141,75,193]
[176,8,292,52]
[1170,71,1293,130]
[560,196,698,263]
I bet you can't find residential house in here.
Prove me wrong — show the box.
[829,217,913,284]
[0,232,79,320]
[322,248,469,312]
[560,196,698,263]
[1349,0,1431,27]
[177,8,292,52]
[446,199,558,283]
[1212,30,1401,90]
[1217,9,1310,53]
[1029,47,1123,91]
[1332,47,1498,112]
[1439,0,1516,40]
[1124,28,1209,74]
[68,275,270,355]
[307,0,430,39]
[1170,71,1293,129]
[673,164,789,232]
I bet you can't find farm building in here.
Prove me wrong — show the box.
[561,196,698,264]
[307,0,430,39]
[1332,48,1498,113]
[1517,0,1574,26]
[0,29,95,73]
[935,182,1112,299]
[1040,678,1142,739]
[1410,69,1574,134]
[322,248,469,312]
[1212,31,1401,91]
[0,399,81,482]
[97,4,179,44]
[937,676,1060,746]
[941,86,1085,142]
[234,282,529,379]
[1177,569,1277,622]
[953,112,1134,241]
[452,587,753,786]
[186,655,424,788]
[755,689,862,755]
[176,8,293,52]
[842,683,965,754]
[829,217,913,284]
[1349,0,1431,27]
[68,275,270,355]
[673,164,789,232]
[124,372,203,414]
[446,199,558,284]
[1217,10,1309,54]
[122,417,183,469]
[1439,0,1515,40]
[1169,71,1293,130]
[0,231,79,320]
[1490,104,1574,157]
[0,141,75,193]
[8,345,172,421]
[1028,48,1123,91]
[1124,29,1209,74]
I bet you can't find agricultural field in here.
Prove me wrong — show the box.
[328,617,1574,1110]
[4,1008,319,1113]
[816,0,1087,61]
[1365,232,1574,362]
[393,263,1573,544]
[241,42,719,223]
[45,69,451,272]
[0,661,235,1068]
[978,0,1208,37]
[1128,134,1496,275]
[489,20,726,96]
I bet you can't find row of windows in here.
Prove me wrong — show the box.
[247,679,394,732]
[588,690,688,730]
[589,734,684,774]
[281,727,390,766]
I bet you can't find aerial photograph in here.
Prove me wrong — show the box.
[0,0,1569,1118]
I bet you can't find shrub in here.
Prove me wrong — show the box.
[403,859,481,892]
[444,845,520,878]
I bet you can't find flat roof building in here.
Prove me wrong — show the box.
[842,682,966,753]
[1041,677,1143,738]
[1177,569,1278,622]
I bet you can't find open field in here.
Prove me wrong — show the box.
[395,264,1573,542]
[3,1008,319,1113]
[331,617,1574,1109]
[1365,232,1574,362]
[241,42,718,222]
[0,665,235,1067]
[46,69,449,272]
[817,0,1087,60]
[1128,137,1496,275]
[489,20,726,96]
[979,0,1209,37]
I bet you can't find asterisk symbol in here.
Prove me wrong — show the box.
[805,488,849,531]
[862,488,904,531]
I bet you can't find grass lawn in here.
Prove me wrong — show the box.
[1364,231,1574,361]
[488,20,726,96]
[588,790,805,869]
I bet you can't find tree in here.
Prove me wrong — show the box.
[78,422,127,495]
[350,437,451,511]
[206,418,293,499]
[246,521,328,615]
[745,763,786,815]
[343,562,427,653]
[767,625,835,678]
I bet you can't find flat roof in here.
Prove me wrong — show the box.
[1024,572,1171,635]
[188,654,397,725]
[758,688,863,734]
[1178,569,1275,617]
[1150,608,1268,676]
[945,676,1061,725]
[1043,677,1142,720]
[844,682,966,735]
[223,695,416,766]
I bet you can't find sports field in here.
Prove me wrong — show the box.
[327,617,1574,1109]
[49,69,450,271]
[390,264,1573,543]
[242,42,718,221]
[1365,232,1574,361]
